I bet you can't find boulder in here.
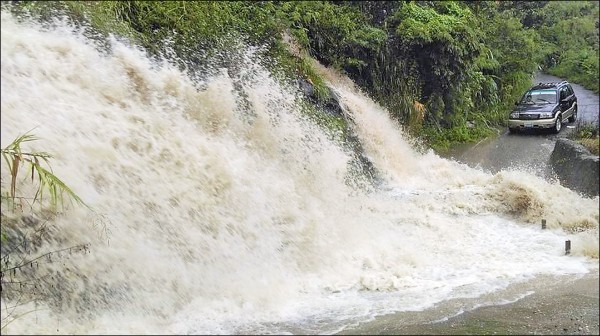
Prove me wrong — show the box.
[550,138,599,197]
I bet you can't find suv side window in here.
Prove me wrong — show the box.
[566,85,574,96]
[559,86,569,101]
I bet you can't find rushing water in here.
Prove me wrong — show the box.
[1,11,598,335]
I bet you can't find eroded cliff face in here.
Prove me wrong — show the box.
[550,138,599,197]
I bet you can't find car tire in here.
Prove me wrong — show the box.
[568,105,577,123]
[508,127,518,134]
[552,114,562,133]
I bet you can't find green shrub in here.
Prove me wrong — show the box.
[569,122,600,155]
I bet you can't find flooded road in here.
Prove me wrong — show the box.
[441,72,600,179]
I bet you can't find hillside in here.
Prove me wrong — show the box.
[4,1,598,150]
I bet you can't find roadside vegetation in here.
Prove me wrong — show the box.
[569,122,600,155]
[533,1,600,93]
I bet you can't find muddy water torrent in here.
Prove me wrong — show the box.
[1,11,598,335]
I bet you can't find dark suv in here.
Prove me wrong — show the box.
[508,81,577,133]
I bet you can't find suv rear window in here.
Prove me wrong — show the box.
[521,89,557,104]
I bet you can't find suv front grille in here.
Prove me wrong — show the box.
[519,114,540,120]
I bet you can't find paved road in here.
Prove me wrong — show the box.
[442,73,599,179]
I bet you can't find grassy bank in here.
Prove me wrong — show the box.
[570,122,600,156]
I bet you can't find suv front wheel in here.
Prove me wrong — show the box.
[552,114,562,133]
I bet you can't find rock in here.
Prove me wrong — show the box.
[549,138,599,197]
[297,78,343,117]
[298,78,314,97]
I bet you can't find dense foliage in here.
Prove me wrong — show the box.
[537,2,599,93]
[3,1,599,150]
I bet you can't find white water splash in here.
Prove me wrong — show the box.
[1,11,598,335]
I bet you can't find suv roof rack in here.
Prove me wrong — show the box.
[532,81,568,89]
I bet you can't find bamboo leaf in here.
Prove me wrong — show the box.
[2,130,87,211]
[31,157,38,182]
[10,155,20,201]
[32,162,88,209]
[2,151,13,178]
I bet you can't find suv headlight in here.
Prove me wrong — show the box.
[539,112,553,119]
[510,112,519,119]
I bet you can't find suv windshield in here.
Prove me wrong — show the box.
[520,89,557,104]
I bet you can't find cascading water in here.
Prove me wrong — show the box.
[1,10,598,335]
